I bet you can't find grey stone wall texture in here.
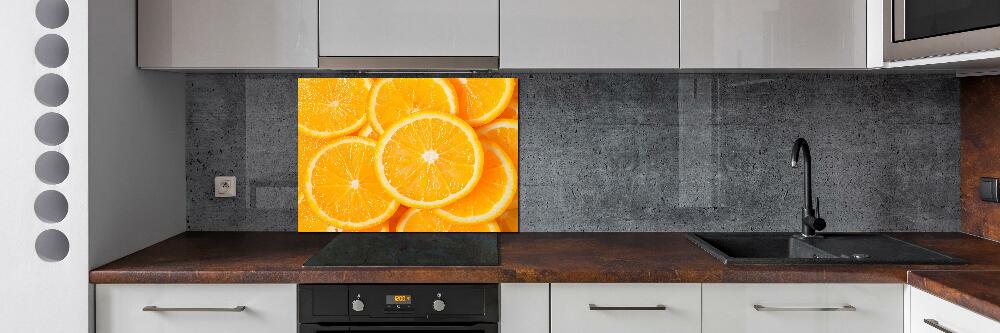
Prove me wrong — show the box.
[186,73,960,232]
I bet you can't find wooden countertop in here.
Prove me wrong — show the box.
[91,232,1000,284]
[90,232,1000,321]
[908,270,1000,323]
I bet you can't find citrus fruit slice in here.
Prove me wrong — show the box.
[498,209,518,232]
[376,112,484,208]
[477,119,518,208]
[396,208,500,232]
[434,141,517,223]
[356,124,375,139]
[306,136,399,230]
[450,78,516,126]
[500,93,518,119]
[368,78,458,134]
[298,78,373,138]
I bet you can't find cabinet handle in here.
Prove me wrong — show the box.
[923,319,955,333]
[589,304,667,311]
[753,304,856,312]
[142,306,247,312]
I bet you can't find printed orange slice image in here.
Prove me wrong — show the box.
[396,208,501,232]
[368,78,458,134]
[434,140,517,224]
[498,209,518,232]
[500,92,518,119]
[305,136,399,230]
[477,118,519,209]
[450,78,517,126]
[298,78,373,138]
[376,112,484,209]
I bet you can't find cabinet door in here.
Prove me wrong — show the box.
[551,283,701,333]
[500,284,548,333]
[138,0,318,68]
[910,287,1000,333]
[96,284,297,333]
[319,0,499,57]
[501,0,680,69]
[680,0,867,68]
[702,283,903,333]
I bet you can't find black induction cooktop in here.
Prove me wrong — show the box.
[303,233,500,267]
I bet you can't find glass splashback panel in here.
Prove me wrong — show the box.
[297,78,519,233]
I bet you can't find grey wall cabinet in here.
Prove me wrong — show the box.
[319,0,500,57]
[680,0,871,69]
[138,0,318,69]
[500,0,681,69]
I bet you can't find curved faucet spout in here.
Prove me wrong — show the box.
[791,138,813,206]
[791,138,824,237]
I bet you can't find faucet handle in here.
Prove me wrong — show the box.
[815,196,820,218]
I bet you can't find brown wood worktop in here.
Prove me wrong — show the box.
[91,232,1000,285]
[908,270,1000,322]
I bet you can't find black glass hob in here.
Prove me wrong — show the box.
[303,233,499,267]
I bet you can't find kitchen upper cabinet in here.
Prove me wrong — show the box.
[702,283,904,333]
[680,0,869,68]
[909,287,1000,333]
[96,284,297,333]
[500,0,680,69]
[319,0,499,68]
[137,0,318,69]
[551,283,701,333]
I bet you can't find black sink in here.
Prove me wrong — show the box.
[687,233,966,265]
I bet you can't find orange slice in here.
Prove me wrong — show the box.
[450,78,516,126]
[396,208,500,232]
[298,78,373,138]
[477,119,518,208]
[498,209,518,232]
[306,136,399,230]
[368,78,458,134]
[434,141,517,223]
[500,93,518,119]
[376,112,484,208]
[356,124,375,139]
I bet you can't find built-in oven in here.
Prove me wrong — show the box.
[298,284,498,333]
[885,0,1000,61]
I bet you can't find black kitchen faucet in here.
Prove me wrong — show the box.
[791,138,826,238]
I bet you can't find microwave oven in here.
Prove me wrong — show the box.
[884,0,1000,62]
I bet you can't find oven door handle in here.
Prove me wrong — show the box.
[348,323,497,331]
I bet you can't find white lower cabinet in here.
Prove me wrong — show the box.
[910,286,1000,333]
[500,283,549,333]
[550,283,701,333]
[96,284,297,333]
[702,283,904,333]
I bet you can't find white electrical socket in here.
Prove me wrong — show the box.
[215,176,236,198]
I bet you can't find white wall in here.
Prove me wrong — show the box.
[0,0,90,331]
[88,0,186,270]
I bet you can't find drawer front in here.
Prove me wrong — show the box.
[551,283,701,333]
[96,284,296,333]
[319,0,499,57]
[910,287,1000,333]
[703,283,903,333]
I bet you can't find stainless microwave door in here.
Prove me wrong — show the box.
[885,0,1000,61]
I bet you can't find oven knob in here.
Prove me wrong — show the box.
[432,299,446,312]
[351,299,365,312]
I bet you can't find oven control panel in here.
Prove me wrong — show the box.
[298,284,498,323]
[385,294,414,311]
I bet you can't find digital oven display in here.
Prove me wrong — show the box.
[386,295,412,305]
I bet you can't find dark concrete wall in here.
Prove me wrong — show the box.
[186,73,960,232]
